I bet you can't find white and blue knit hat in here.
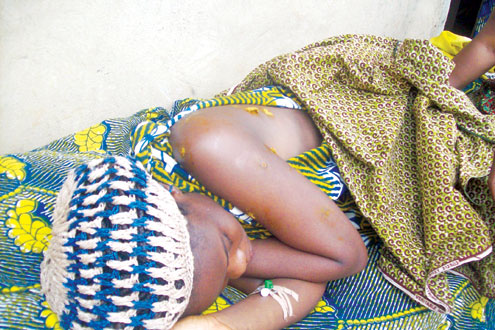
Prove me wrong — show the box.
[40,156,194,329]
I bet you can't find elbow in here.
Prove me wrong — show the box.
[349,243,368,276]
[315,239,368,283]
[338,240,368,278]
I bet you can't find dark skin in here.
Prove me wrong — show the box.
[169,105,368,329]
[169,187,253,316]
[449,12,495,90]
[448,12,495,200]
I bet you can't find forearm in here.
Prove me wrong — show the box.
[244,238,366,283]
[229,277,264,294]
[213,279,326,330]
[450,12,495,89]
[450,41,495,88]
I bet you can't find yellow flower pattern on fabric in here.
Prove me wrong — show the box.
[202,296,230,315]
[312,299,336,314]
[41,301,62,330]
[470,296,488,322]
[1,283,40,294]
[74,123,107,152]
[145,107,161,120]
[5,199,51,253]
[437,320,452,330]
[0,156,27,181]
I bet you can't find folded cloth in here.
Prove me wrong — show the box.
[227,34,495,313]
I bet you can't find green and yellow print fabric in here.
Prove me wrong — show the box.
[231,34,495,315]
[0,35,494,329]
[73,123,108,152]
[6,198,51,254]
[0,156,28,181]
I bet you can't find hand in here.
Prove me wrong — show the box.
[172,314,232,330]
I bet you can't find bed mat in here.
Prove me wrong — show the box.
[0,101,493,328]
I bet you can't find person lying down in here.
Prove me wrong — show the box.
[40,95,368,330]
[39,30,495,329]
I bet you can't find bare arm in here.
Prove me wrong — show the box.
[449,12,495,89]
[448,14,495,200]
[173,279,326,330]
[169,107,366,329]
[170,108,367,282]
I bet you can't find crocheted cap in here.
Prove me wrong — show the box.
[40,156,194,330]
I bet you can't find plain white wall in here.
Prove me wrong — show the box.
[0,0,450,154]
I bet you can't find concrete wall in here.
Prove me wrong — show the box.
[0,0,450,154]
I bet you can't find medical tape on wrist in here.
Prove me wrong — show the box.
[250,280,299,320]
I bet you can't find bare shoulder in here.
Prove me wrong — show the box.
[169,105,322,162]
[168,104,366,279]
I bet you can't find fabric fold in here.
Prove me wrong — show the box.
[229,34,495,313]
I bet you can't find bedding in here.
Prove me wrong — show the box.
[228,34,495,315]
[1,34,494,329]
